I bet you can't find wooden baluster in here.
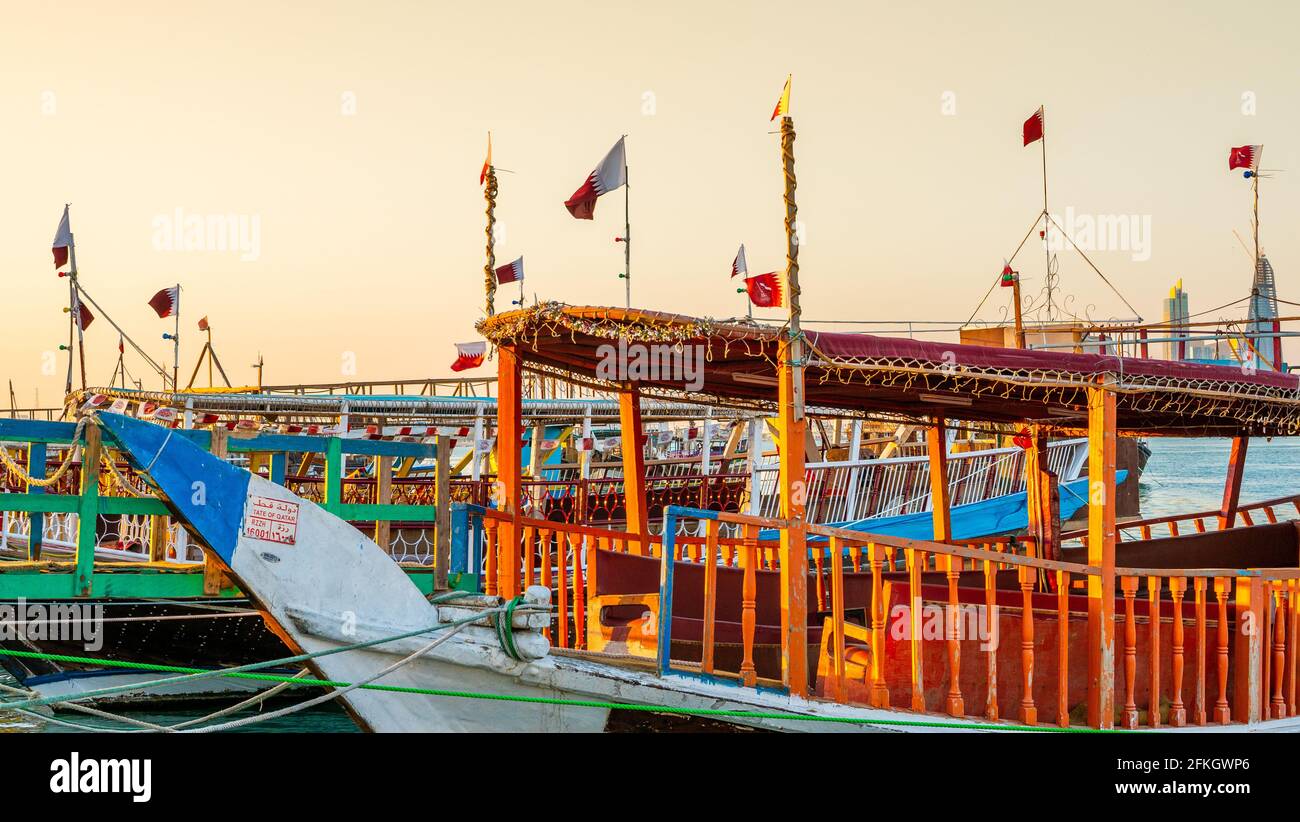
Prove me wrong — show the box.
[1169,577,1187,726]
[1194,518,1206,534]
[484,517,499,597]
[849,542,862,573]
[1140,525,1152,541]
[1169,521,1179,537]
[572,533,586,650]
[556,529,569,649]
[1194,577,1207,726]
[739,524,758,687]
[1240,510,1255,527]
[869,541,889,708]
[1273,582,1287,719]
[1018,565,1037,725]
[907,548,925,712]
[701,520,719,675]
[983,557,998,720]
[523,525,535,590]
[1121,576,1140,729]
[812,542,826,611]
[1057,569,1069,727]
[1148,576,1162,727]
[830,536,847,703]
[944,554,963,716]
[1289,579,1298,717]
[1214,577,1232,724]
[1264,506,1277,524]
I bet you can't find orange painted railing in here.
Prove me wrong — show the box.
[1063,494,1300,544]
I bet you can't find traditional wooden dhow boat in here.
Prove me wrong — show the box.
[70,303,1300,732]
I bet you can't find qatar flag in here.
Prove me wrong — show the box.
[72,293,94,330]
[494,256,524,285]
[450,341,487,372]
[52,205,72,268]
[731,244,747,278]
[744,272,783,308]
[1023,106,1044,146]
[148,286,179,318]
[1229,144,1261,171]
[564,137,626,219]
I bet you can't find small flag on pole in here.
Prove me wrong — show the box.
[770,75,791,121]
[731,244,748,278]
[70,293,93,330]
[1000,263,1017,287]
[1022,106,1044,146]
[52,205,72,269]
[1228,144,1261,171]
[494,255,524,285]
[197,316,210,331]
[450,341,487,372]
[564,137,626,219]
[480,132,493,185]
[744,272,783,308]
[148,286,180,318]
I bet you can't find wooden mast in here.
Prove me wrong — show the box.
[484,137,498,319]
[1085,375,1117,729]
[777,103,808,697]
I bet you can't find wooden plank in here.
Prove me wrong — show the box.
[925,417,951,542]
[777,340,808,697]
[434,435,451,591]
[1086,378,1117,729]
[1218,436,1249,530]
[25,442,45,561]
[74,425,102,596]
[496,345,523,598]
[618,385,650,555]
[374,453,392,554]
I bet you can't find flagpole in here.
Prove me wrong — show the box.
[623,145,631,310]
[1040,106,1052,320]
[781,115,803,423]
[1252,147,1263,370]
[484,163,498,319]
[173,283,180,392]
[69,230,87,393]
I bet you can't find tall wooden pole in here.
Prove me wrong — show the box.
[618,384,649,555]
[1086,376,1117,729]
[484,164,498,318]
[1012,273,1026,349]
[496,344,523,598]
[777,113,808,697]
[172,283,181,391]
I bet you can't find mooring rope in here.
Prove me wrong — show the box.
[0,417,88,488]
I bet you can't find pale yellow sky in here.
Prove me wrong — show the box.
[2,0,1295,406]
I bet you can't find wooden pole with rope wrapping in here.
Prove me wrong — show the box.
[484,165,498,319]
[776,97,808,696]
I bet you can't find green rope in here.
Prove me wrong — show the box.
[0,647,1119,732]
[493,595,524,661]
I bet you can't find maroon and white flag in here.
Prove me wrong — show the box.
[72,292,94,330]
[564,137,626,219]
[52,205,72,269]
[1228,144,1261,171]
[1023,106,1044,146]
[731,244,747,278]
[495,255,524,285]
[744,272,783,308]
[449,341,487,372]
[148,286,179,318]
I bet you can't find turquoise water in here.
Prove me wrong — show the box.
[4,438,1296,733]
[1138,437,1300,520]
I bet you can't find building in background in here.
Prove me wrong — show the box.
[1161,279,1190,360]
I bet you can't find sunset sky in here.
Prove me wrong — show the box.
[2,0,1295,407]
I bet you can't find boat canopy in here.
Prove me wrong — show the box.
[479,303,1300,437]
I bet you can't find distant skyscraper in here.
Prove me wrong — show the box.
[1162,279,1189,360]
[1247,254,1280,369]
